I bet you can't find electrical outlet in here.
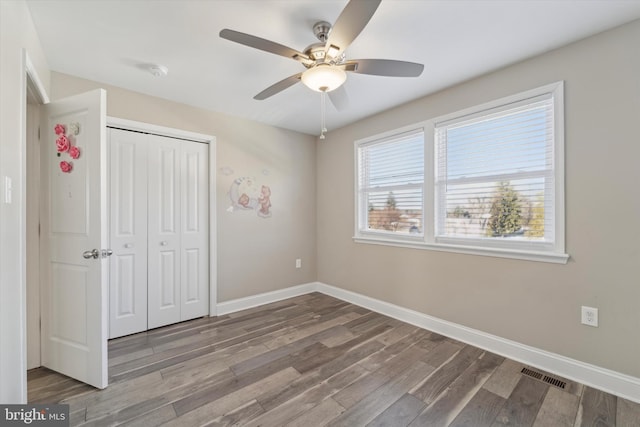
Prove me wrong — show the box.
[295,258,302,269]
[581,306,598,327]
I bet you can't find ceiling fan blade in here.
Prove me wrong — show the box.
[345,59,424,77]
[324,0,382,58]
[254,72,303,100]
[328,86,349,111]
[220,29,310,63]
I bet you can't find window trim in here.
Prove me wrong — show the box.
[354,124,428,241]
[353,81,568,264]
[354,126,426,241]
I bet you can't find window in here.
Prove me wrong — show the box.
[356,129,424,238]
[355,82,567,263]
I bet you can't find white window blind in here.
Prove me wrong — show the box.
[357,129,424,236]
[435,93,555,248]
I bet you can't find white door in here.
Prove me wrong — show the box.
[40,89,108,389]
[108,128,148,338]
[147,136,182,329]
[180,142,209,321]
[147,136,209,329]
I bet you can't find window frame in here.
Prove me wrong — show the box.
[353,81,568,264]
[355,126,427,243]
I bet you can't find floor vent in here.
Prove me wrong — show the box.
[543,375,567,389]
[521,367,567,389]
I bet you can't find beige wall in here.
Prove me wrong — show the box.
[0,0,51,403]
[51,72,317,302]
[317,20,640,378]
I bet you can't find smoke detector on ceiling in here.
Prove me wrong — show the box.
[148,64,168,77]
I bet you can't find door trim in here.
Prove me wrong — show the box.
[25,53,50,105]
[25,54,49,374]
[5,49,50,403]
[106,117,218,316]
[26,103,41,369]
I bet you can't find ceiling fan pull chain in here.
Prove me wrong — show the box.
[320,91,328,139]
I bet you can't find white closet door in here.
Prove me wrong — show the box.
[108,129,149,338]
[180,142,209,321]
[148,136,182,329]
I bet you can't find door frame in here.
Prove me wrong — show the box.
[106,117,218,317]
[25,51,51,374]
[10,50,50,403]
[26,100,41,370]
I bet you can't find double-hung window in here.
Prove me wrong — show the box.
[356,129,425,239]
[355,82,567,263]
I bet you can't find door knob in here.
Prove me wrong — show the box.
[83,249,113,259]
[83,249,100,259]
[101,249,113,258]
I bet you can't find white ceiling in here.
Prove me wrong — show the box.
[26,0,640,136]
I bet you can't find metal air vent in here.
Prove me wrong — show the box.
[521,367,567,389]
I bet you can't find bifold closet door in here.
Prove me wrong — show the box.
[148,136,209,329]
[108,128,149,339]
[180,141,209,321]
[148,136,182,329]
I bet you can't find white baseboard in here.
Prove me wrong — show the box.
[216,283,317,316]
[216,281,640,403]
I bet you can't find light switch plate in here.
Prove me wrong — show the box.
[4,176,12,204]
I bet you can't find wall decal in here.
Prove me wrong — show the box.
[227,176,272,218]
[257,184,271,218]
[53,122,81,173]
[68,122,80,136]
[220,166,234,176]
[56,134,70,152]
[69,146,81,159]
[59,161,73,173]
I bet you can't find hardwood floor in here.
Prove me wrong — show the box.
[28,293,640,426]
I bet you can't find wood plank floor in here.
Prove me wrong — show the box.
[28,293,640,426]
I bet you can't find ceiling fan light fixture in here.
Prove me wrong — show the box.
[301,64,346,92]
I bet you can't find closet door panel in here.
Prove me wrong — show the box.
[108,129,148,339]
[180,142,209,321]
[159,250,178,305]
[183,248,202,306]
[148,136,181,329]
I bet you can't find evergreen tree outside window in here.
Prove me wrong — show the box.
[434,88,559,254]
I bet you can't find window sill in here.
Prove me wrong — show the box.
[352,236,569,264]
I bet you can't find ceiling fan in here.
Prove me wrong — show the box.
[219,0,424,111]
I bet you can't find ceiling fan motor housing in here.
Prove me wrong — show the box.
[313,21,332,42]
[302,21,334,66]
[304,43,327,63]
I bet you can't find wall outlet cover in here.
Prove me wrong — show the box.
[581,306,598,327]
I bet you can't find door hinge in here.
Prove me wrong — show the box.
[37,127,40,140]
[38,223,41,236]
